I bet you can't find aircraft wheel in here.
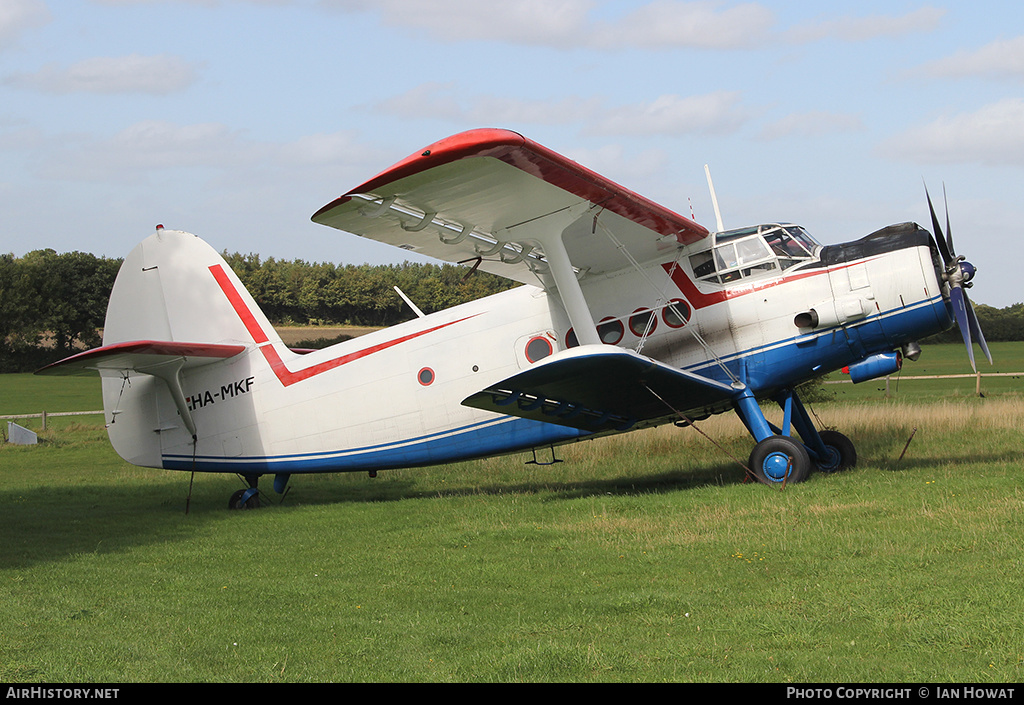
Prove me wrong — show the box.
[816,430,857,473]
[749,435,811,485]
[228,488,260,510]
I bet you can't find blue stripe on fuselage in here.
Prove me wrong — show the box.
[162,415,587,474]
[683,294,951,391]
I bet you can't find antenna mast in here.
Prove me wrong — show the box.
[704,164,724,232]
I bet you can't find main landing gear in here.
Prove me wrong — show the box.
[734,387,856,485]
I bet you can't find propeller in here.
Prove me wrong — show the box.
[925,184,992,371]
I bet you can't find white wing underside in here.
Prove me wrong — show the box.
[312,129,709,288]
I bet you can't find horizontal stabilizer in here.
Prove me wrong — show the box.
[36,340,246,377]
[462,346,736,433]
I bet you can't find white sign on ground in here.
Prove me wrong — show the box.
[7,422,37,445]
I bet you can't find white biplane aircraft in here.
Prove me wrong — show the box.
[38,128,991,508]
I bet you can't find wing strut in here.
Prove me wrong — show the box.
[500,201,601,346]
[147,359,198,440]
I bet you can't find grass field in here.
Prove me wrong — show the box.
[824,340,1024,402]
[1,344,1022,682]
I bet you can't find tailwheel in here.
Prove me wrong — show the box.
[815,430,857,473]
[749,435,811,485]
[228,486,260,510]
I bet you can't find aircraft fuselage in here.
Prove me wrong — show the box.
[116,221,950,477]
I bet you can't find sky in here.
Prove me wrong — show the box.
[1,0,1021,308]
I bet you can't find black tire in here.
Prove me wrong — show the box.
[749,435,811,484]
[816,430,857,473]
[228,489,260,510]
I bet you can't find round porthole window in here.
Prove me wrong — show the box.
[628,308,657,337]
[663,299,691,328]
[597,317,624,345]
[525,336,553,363]
[565,328,579,348]
[417,367,435,386]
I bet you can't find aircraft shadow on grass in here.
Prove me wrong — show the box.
[0,460,751,568]
[2,441,1016,571]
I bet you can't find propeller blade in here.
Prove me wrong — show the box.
[926,185,954,265]
[949,285,976,372]
[963,290,993,366]
[926,183,991,372]
[942,184,955,257]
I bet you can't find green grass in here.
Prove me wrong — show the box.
[825,341,1024,402]
[1,346,1023,682]
[1,374,103,416]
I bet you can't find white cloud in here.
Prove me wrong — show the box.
[589,91,747,136]
[592,1,774,50]
[0,0,49,51]
[326,1,949,50]
[327,0,773,50]
[881,99,1024,166]
[370,82,471,122]
[31,120,379,186]
[33,121,256,182]
[917,35,1024,81]
[561,142,671,188]
[759,111,864,140]
[371,84,747,137]
[324,0,594,46]
[5,54,200,94]
[371,82,602,125]
[786,6,944,43]
[108,120,249,166]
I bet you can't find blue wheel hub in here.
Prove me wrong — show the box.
[761,451,793,482]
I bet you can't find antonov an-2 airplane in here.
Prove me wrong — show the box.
[39,128,991,509]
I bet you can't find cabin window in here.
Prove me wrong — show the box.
[662,299,691,328]
[689,223,818,284]
[525,336,553,363]
[763,226,815,270]
[690,251,715,279]
[629,309,657,337]
[597,317,624,345]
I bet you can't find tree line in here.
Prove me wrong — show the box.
[218,252,515,328]
[923,302,1024,345]
[0,249,516,372]
[1,247,1022,372]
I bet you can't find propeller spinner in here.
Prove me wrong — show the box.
[926,185,992,372]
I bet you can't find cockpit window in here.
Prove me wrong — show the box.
[688,223,819,285]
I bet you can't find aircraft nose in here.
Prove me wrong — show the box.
[959,260,976,284]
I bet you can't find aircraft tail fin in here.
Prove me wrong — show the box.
[37,228,281,469]
[102,227,281,349]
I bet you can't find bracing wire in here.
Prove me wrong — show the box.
[593,217,741,386]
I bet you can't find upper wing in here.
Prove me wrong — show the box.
[312,129,709,286]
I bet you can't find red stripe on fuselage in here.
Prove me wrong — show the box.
[662,259,875,309]
[209,264,476,387]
